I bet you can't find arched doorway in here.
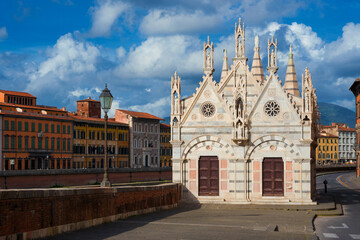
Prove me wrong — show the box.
[198,156,219,196]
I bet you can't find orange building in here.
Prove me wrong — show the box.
[0,90,73,170]
[160,123,172,167]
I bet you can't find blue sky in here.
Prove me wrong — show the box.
[1,0,360,117]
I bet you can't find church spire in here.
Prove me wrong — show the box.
[251,35,265,84]
[284,45,300,97]
[220,49,229,82]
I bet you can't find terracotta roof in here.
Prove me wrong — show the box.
[319,132,338,138]
[0,102,66,112]
[0,90,36,98]
[77,98,100,103]
[0,110,73,121]
[338,126,356,132]
[117,109,163,120]
[160,123,170,128]
[70,113,128,126]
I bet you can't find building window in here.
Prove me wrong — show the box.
[45,124,48,133]
[51,124,55,133]
[45,138,49,150]
[57,125,60,134]
[67,125,70,134]
[51,138,55,150]
[67,139,70,152]
[63,139,66,152]
[18,136,22,150]
[57,138,60,151]
[25,122,28,132]
[38,123,42,132]
[11,121,15,131]
[18,122,22,131]
[38,137,42,150]
[11,135,15,149]
[31,137,35,149]
[4,135,9,149]
[31,123,35,132]
[63,125,66,134]
[24,136,29,149]
[4,120,9,130]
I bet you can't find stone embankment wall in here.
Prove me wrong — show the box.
[0,183,181,239]
[316,165,356,173]
[0,167,172,189]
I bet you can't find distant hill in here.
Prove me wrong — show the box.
[318,102,355,128]
[160,102,356,128]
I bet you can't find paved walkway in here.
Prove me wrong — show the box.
[315,172,360,240]
[47,203,318,240]
[43,172,360,240]
[45,187,343,240]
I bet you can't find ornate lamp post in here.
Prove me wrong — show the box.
[99,84,113,187]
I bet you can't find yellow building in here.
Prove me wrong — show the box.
[316,132,338,165]
[160,123,172,167]
[71,98,129,168]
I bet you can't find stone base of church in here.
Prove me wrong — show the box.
[181,189,316,205]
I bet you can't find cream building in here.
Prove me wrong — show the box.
[170,18,319,204]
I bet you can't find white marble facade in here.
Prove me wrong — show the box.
[170,18,318,204]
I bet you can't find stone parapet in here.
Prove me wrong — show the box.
[0,183,181,239]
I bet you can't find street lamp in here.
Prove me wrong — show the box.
[99,83,113,187]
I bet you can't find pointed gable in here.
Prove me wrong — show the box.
[249,73,300,125]
[181,76,233,126]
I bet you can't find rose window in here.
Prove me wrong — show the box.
[264,101,280,117]
[201,102,216,117]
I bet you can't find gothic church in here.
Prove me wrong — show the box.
[170,18,319,204]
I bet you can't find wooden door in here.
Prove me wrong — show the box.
[262,158,284,196]
[199,156,219,196]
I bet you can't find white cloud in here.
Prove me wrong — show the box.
[108,98,122,118]
[0,27,8,39]
[115,35,202,78]
[333,77,354,87]
[116,46,126,59]
[140,9,222,35]
[145,88,151,92]
[129,97,170,118]
[27,33,100,93]
[285,22,324,60]
[332,99,354,111]
[324,22,360,59]
[69,87,101,98]
[88,0,129,37]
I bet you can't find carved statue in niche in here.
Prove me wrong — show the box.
[235,98,244,120]
[270,49,276,67]
[305,90,311,112]
[206,51,211,68]
[174,95,179,114]
[238,39,244,57]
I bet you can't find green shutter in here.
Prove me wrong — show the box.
[18,136,22,149]
[4,135,9,149]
